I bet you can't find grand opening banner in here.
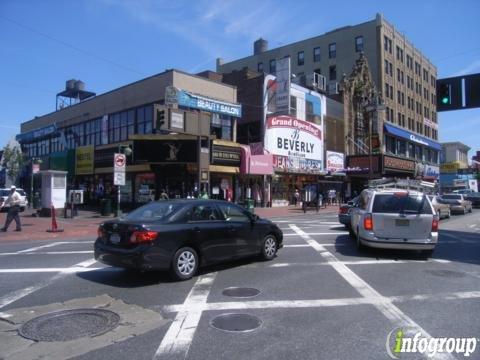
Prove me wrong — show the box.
[264,115,323,172]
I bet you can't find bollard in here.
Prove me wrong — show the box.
[47,203,64,233]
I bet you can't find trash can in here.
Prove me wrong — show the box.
[245,198,255,213]
[100,198,112,216]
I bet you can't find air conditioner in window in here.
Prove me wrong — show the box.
[306,73,326,91]
[327,82,339,95]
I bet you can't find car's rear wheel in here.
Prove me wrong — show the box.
[355,227,364,251]
[171,247,198,281]
[261,234,277,260]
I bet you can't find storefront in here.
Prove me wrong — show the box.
[209,141,242,201]
[239,145,273,206]
[264,115,325,206]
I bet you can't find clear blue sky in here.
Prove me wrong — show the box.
[1,0,479,157]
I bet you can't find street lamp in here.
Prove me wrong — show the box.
[30,158,42,209]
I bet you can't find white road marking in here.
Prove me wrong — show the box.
[284,232,349,236]
[163,290,480,314]
[0,267,103,273]
[0,251,93,256]
[0,258,98,309]
[289,224,455,360]
[153,273,216,360]
[16,242,66,253]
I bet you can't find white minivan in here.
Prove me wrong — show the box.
[350,188,439,256]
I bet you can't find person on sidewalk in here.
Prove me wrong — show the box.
[159,189,169,200]
[1,185,22,232]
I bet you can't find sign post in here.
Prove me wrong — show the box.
[113,153,126,216]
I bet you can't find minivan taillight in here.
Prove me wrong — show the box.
[364,214,373,231]
[339,206,349,214]
[431,216,439,232]
[129,231,158,244]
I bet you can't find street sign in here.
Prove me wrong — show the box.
[114,172,125,186]
[114,153,126,171]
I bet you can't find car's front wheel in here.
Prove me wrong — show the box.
[171,247,199,281]
[261,235,277,260]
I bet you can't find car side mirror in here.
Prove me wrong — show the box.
[251,214,260,222]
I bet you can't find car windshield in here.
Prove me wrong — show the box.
[442,194,462,200]
[17,190,26,196]
[372,194,432,214]
[125,201,182,222]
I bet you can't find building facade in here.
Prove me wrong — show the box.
[217,13,439,192]
[17,70,243,206]
[439,142,474,192]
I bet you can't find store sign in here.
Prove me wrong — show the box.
[275,57,291,114]
[423,165,440,179]
[16,124,56,142]
[174,90,242,117]
[211,145,241,166]
[440,162,460,173]
[326,151,344,173]
[75,146,94,175]
[249,155,273,175]
[383,155,415,173]
[265,115,323,172]
[273,155,323,173]
[346,155,381,173]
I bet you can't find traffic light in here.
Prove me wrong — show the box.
[156,109,165,130]
[439,83,451,105]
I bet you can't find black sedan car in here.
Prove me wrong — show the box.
[95,199,283,280]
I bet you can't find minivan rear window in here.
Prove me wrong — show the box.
[372,194,432,214]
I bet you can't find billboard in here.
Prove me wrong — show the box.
[326,151,344,173]
[265,115,323,172]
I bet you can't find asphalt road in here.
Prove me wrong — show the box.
[0,210,479,360]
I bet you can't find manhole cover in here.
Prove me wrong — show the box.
[425,270,465,278]
[222,287,260,298]
[18,308,120,342]
[210,313,261,333]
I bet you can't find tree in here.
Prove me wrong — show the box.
[1,140,25,184]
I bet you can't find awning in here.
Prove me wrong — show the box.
[384,124,441,151]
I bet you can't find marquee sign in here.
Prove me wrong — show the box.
[265,115,323,172]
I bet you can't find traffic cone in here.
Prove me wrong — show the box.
[47,203,64,233]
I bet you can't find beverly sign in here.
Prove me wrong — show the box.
[265,115,323,164]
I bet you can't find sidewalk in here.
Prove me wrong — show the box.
[0,205,339,242]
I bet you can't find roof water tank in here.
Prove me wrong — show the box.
[66,79,76,90]
[74,80,85,91]
[254,38,268,55]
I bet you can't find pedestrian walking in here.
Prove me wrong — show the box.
[1,185,22,232]
[294,188,300,206]
[159,189,169,200]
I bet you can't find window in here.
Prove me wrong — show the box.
[390,85,393,100]
[329,43,336,58]
[313,47,321,62]
[290,96,297,117]
[389,62,393,77]
[397,68,401,82]
[385,83,389,99]
[189,205,221,221]
[397,139,407,156]
[397,112,402,125]
[257,62,264,72]
[211,114,233,141]
[415,145,423,160]
[217,203,250,222]
[385,60,389,75]
[355,36,364,52]
[384,36,392,53]
[306,100,315,122]
[297,51,305,66]
[408,142,415,158]
[329,65,337,80]
[136,105,153,135]
[269,59,276,74]
[372,194,432,215]
[386,136,396,154]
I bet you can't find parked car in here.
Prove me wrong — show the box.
[350,189,438,256]
[439,194,473,214]
[0,188,28,212]
[453,189,475,195]
[95,199,283,280]
[427,195,451,219]
[464,193,480,208]
[338,196,359,228]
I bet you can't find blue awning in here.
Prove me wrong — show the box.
[384,124,441,151]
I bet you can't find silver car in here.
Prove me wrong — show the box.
[350,189,439,256]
